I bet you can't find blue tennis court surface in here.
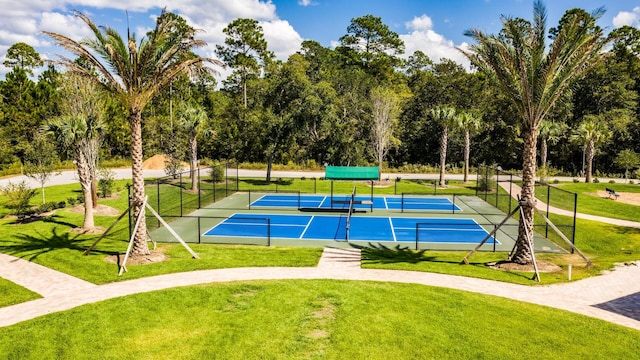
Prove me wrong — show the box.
[250,194,461,211]
[204,213,497,244]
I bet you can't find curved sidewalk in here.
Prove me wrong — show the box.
[1,249,640,331]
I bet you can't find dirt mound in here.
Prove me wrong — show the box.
[142,154,188,170]
[142,154,168,170]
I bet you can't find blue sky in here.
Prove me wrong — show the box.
[0,0,638,80]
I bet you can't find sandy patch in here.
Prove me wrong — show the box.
[142,154,188,170]
[69,204,121,216]
[594,190,640,206]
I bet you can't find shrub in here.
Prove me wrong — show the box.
[609,180,616,184]
[98,168,116,198]
[553,179,560,184]
[67,197,76,206]
[1,181,37,218]
[573,178,580,183]
[477,164,495,191]
[593,178,600,183]
[57,201,66,209]
[210,163,224,182]
[630,180,635,185]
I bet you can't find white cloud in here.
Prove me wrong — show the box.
[613,7,640,28]
[406,14,433,31]
[261,20,303,60]
[401,15,470,70]
[0,0,301,79]
[298,0,316,6]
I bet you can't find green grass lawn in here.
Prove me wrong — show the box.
[1,280,638,359]
[0,277,40,307]
[536,182,640,222]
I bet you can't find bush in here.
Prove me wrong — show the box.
[477,164,495,191]
[67,197,76,206]
[36,201,59,214]
[573,178,580,183]
[553,179,560,184]
[57,201,66,209]
[1,181,37,218]
[593,178,600,183]
[609,180,616,184]
[98,169,116,198]
[210,164,225,182]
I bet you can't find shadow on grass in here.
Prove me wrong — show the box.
[240,178,294,187]
[0,226,118,262]
[352,243,434,264]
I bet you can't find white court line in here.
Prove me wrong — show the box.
[389,217,397,241]
[299,215,315,239]
[383,196,389,209]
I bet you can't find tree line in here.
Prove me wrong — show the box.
[1,9,639,182]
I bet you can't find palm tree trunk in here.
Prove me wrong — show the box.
[91,179,98,208]
[463,130,470,182]
[585,140,594,183]
[75,149,94,229]
[439,126,448,186]
[540,138,548,169]
[511,128,538,265]
[189,135,198,192]
[129,109,149,256]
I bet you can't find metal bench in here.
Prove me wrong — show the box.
[605,187,620,200]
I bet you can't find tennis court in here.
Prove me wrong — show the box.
[203,213,496,244]
[250,194,462,211]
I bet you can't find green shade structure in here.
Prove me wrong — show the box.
[325,166,379,180]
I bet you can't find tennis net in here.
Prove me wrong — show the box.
[345,185,357,241]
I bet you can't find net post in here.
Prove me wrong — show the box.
[415,223,419,250]
[267,218,271,246]
[401,192,405,213]
[370,181,374,212]
[452,194,455,214]
[198,217,201,244]
[297,191,301,209]
[248,190,252,210]
[330,181,334,209]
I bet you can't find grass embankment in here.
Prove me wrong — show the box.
[536,182,640,222]
[1,280,639,359]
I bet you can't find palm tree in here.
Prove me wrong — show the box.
[462,1,607,264]
[538,120,568,170]
[177,104,209,192]
[571,116,611,183]
[43,10,223,255]
[430,106,458,186]
[455,110,482,182]
[46,115,103,230]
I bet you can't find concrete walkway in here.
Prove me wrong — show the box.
[1,249,640,331]
[1,170,639,331]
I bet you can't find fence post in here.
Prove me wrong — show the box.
[198,217,201,244]
[509,174,513,214]
[179,172,183,217]
[198,167,201,209]
[225,160,229,197]
[394,178,397,195]
[545,185,550,238]
[572,193,578,253]
[156,180,161,228]
[314,177,317,194]
[127,184,133,240]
